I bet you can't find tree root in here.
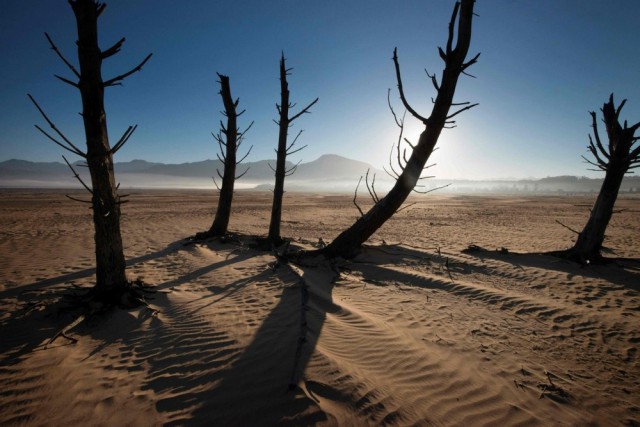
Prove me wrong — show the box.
[41,279,157,348]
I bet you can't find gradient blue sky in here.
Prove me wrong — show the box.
[1,0,639,179]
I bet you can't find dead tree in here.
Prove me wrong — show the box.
[199,73,253,238]
[565,94,640,263]
[29,0,151,303]
[321,0,478,258]
[267,53,319,246]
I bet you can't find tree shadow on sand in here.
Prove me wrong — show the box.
[0,237,215,368]
[151,263,336,425]
[71,239,340,425]
[460,245,640,292]
[150,250,339,425]
[1,238,190,301]
[1,235,345,425]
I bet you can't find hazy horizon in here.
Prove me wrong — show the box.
[2,152,633,182]
[3,153,640,194]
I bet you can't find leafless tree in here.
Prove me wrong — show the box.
[198,73,253,238]
[564,94,640,263]
[320,0,479,258]
[267,53,319,246]
[29,0,151,304]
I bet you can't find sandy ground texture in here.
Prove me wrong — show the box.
[1,189,639,426]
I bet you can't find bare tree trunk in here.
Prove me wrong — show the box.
[322,0,478,258]
[571,166,625,262]
[567,94,640,263]
[268,53,318,246]
[209,74,238,236]
[196,74,254,239]
[71,1,127,301]
[268,97,289,244]
[30,0,151,303]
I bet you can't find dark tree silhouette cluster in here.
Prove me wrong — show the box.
[31,0,639,317]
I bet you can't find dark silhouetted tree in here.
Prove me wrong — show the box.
[267,53,318,246]
[198,73,253,238]
[566,94,640,263]
[29,0,151,304]
[321,0,478,258]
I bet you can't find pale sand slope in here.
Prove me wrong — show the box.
[1,190,639,426]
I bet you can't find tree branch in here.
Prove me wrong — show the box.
[445,1,461,56]
[285,160,302,176]
[555,219,580,235]
[396,202,417,214]
[289,97,319,122]
[585,142,608,167]
[62,155,93,194]
[212,176,221,191]
[392,48,429,124]
[446,102,479,120]
[45,32,80,78]
[103,53,152,87]
[387,88,403,128]
[54,74,79,88]
[425,68,440,91]
[110,125,137,155]
[28,94,86,158]
[96,2,107,17]
[286,129,305,153]
[101,37,125,59]
[589,111,610,161]
[413,183,450,194]
[365,169,379,203]
[236,167,250,180]
[628,144,640,163]
[236,145,253,165]
[65,194,92,204]
[461,52,481,72]
[353,176,365,217]
[237,121,254,143]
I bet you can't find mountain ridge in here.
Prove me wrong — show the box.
[1,155,640,193]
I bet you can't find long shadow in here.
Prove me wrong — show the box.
[0,238,189,300]
[176,260,338,425]
[0,290,71,368]
[358,242,640,293]
[462,247,640,292]
[0,238,250,369]
[80,288,245,426]
[1,236,340,424]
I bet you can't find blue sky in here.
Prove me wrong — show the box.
[1,0,639,179]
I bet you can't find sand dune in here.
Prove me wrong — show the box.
[1,190,639,425]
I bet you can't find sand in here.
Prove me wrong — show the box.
[1,189,639,426]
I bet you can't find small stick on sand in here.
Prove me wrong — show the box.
[45,313,87,348]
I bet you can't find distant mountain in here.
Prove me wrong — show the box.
[295,154,375,181]
[0,159,70,176]
[0,155,379,190]
[143,159,296,180]
[2,156,640,193]
[115,159,163,173]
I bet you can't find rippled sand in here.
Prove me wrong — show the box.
[1,190,639,425]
